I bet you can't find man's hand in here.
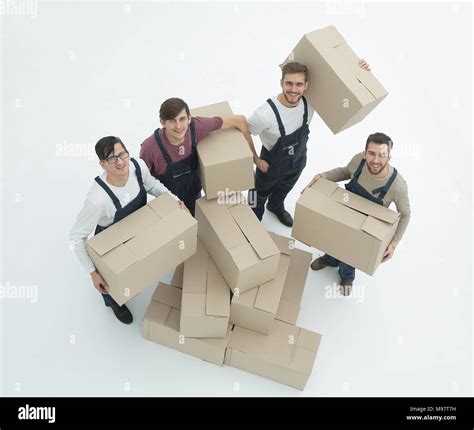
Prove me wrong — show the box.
[91,270,109,294]
[179,201,190,213]
[255,157,269,173]
[301,174,322,194]
[359,58,371,71]
[382,241,397,263]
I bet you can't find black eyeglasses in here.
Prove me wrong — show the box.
[103,151,130,164]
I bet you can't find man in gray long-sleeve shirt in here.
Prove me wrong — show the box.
[302,132,411,296]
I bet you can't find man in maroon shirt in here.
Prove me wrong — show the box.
[140,97,259,215]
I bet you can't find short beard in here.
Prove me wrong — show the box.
[283,92,302,105]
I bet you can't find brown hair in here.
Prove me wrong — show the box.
[365,132,393,153]
[159,98,190,121]
[95,136,127,161]
[281,61,308,81]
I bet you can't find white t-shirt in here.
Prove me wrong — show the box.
[69,158,179,274]
[248,95,315,151]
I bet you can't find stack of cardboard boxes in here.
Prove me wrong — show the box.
[142,100,323,390]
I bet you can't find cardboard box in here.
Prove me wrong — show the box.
[224,320,322,390]
[86,194,197,305]
[195,194,280,294]
[191,101,254,199]
[230,232,312,334]
[170,264,184,288]
[180,239,231,338]
[143,282,233,366]
[282,25,388,134]
[292,178,400,275]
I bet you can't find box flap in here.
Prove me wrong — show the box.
[165,307,181,331]
[183,239,208,294]
[276,247,312,323]
[331,186,400,224]
[229,243,261,271]
[206,268,230,317]
[268,231,294,256]
[229,204,280,259]
[86,204,158,255]
[152,282,182,310]
[254,253,290,314]
[361,216,391,241]
[148,193,180,218]
[181,293,206,316]
[196,197,247,250]
[126,209,197,259]
[101,244,138,273]
[170,264,184,288]
[143,298,172,327]
[310,177,339,197]
[298,187,366,231]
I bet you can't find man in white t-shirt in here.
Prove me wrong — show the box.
[70,136,185,324]
[247,59,370,226]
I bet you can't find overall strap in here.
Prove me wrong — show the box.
[154,129,172,165]
[373,167,398,199]
[267,98,286,137]
[94,177,121,210]
[130,158,144,186]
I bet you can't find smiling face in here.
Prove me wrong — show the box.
[161,108,191,144]
[99,142,130,177]
[280,72,308,106]
[363,142,391,175]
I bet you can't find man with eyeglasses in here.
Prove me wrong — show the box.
[70,136,185,324]
[302,132,411,296]
[140,97,260,216]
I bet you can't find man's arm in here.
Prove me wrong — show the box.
[382,180,411,262]
[301,154,361,193]
[69,199,111,294]
[221,115,269,173]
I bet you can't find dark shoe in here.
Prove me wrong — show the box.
[311,257,328,271]
[107,303,133,324]
[266,206,293,227]
[339,280,353,296]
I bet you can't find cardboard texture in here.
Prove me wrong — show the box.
[230,232,312,334]
[191,101,254,199]
[180,239,231,338]
[195,194,280,294]
[224,319,322,390]
[292,178,400,275]
[282,25,388,134]
[143,282,233,366]
[86,194,198,305]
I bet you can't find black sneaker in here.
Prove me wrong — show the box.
[107,303,133,324]
[266,206,294,227]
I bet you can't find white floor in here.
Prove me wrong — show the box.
[1,1,472,397]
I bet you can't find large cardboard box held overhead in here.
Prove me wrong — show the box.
[292,178,400,275]
[86,194,197,306]
[282,25,388,134]
[191,101,254,199]
[225,320,322,390]
[195,194,280,294]
[230,232,312,334]
[143,282,233,366]
[180,239,231,338]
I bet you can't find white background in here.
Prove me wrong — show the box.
[1,0,472,396]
